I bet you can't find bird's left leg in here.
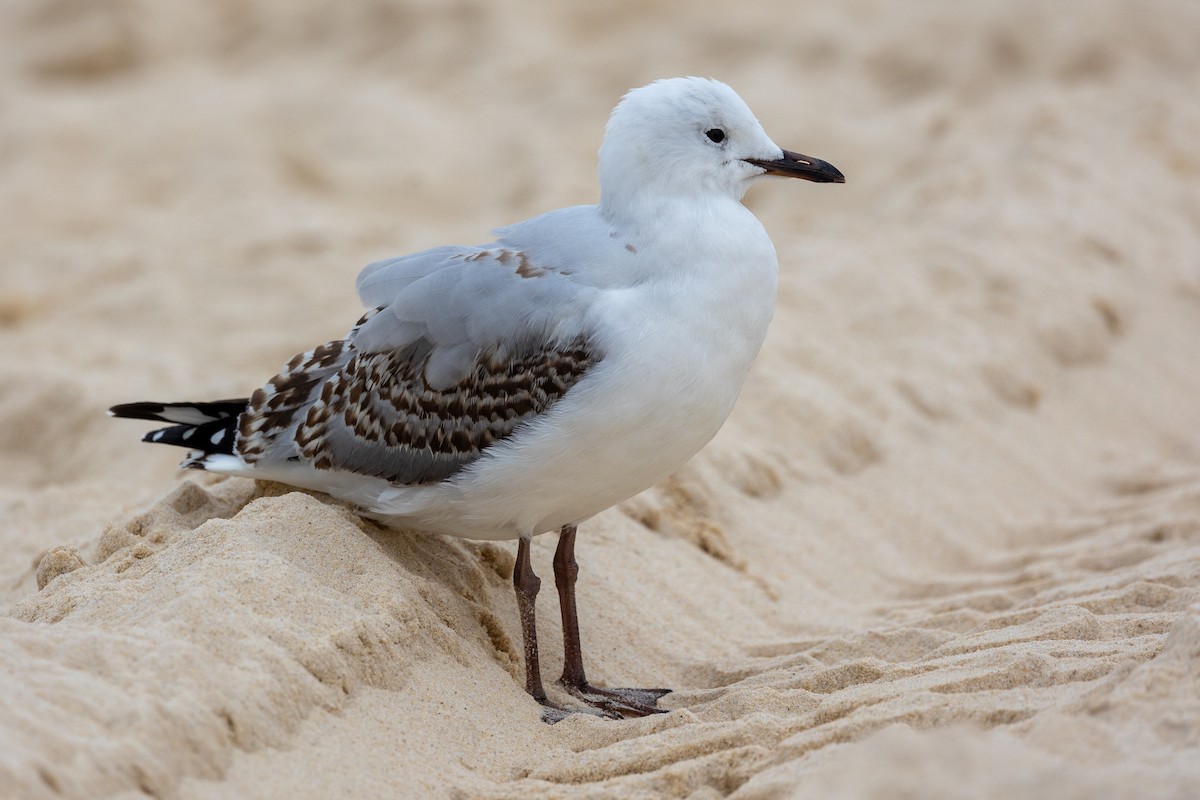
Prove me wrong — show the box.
[553,524,671,717]
[513,533,570,722]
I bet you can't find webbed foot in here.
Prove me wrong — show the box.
[559,681,671,718]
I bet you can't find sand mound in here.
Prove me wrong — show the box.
[3,0,1199,797]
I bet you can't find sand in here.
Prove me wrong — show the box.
[2,0,1200,797]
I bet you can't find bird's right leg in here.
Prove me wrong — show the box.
[553,525,670,717]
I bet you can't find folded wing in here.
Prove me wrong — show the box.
[237,245,600,486]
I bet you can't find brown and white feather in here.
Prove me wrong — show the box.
[235,300,599,487]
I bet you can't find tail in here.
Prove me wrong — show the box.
[108,399,249,466]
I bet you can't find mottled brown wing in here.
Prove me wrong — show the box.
[239,331,598,486]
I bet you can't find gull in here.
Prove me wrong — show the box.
[110,77,844,721]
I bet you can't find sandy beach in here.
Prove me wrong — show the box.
[3,0,1200,797]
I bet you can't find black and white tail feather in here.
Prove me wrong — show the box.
[107,400,248,467]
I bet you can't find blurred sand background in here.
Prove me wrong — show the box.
[3,0,1200,797]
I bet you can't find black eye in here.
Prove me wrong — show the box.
[705,128,726,144]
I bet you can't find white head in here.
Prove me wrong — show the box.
[598,77,843,214]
